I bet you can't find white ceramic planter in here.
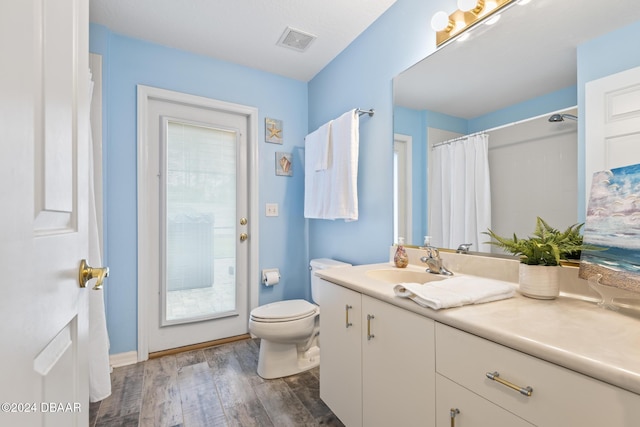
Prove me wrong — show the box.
[518,264,560,299]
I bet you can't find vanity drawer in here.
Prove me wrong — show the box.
[435,323,640,426]
[436,374,533,427]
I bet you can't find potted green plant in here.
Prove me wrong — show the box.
[484,217,594,299]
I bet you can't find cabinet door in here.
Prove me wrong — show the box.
[318,279,363,427]
[362,295,436,427]
[436,374,533,427]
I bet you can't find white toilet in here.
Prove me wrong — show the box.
[248,258,351,379]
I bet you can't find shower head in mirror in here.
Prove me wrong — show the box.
[548,113,578,122]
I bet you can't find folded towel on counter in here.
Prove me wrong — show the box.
[393,276,516,310]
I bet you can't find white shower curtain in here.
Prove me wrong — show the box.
[428,133,491,252]
[88,72,112,402]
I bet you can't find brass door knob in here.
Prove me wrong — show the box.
[240,217,248,226]
[79,259,109,290]
[239,232,248,242]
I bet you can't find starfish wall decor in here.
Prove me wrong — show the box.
[265,118,283,144]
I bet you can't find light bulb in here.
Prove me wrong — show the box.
[457,0,478,12]
[458,0,485,14]
[431,11,452,32]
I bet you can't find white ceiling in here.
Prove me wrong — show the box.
[89,0,397,82]
[394,0,640,119]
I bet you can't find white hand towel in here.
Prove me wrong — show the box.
[393,276,516,310]
[327,109,359,221]
[308,120,332,171]
[304,121,332,218]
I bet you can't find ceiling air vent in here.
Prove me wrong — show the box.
[277,27,316,52]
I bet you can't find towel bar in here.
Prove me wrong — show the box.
[356,108,375,117]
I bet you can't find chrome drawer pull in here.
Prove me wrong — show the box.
[345,305,353,328]
[367,314,375,340]
[486,371,533,397]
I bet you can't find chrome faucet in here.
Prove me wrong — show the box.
[420,246,453,276]
[456,243,472,254]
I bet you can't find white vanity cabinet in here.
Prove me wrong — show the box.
[435,323,640,427]
[318,279,436,427]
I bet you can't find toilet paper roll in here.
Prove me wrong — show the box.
[264,271,280,286]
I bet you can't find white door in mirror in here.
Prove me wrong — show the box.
[586,65,640,201]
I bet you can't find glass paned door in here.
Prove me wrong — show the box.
[162,119,238,325]
[141,87,251,354]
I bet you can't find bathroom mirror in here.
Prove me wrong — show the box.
[393,0,640,249]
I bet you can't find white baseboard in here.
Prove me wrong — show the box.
[109,351,138,369]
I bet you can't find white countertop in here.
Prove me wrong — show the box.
[317,262,640,395]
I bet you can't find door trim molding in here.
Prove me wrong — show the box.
[136,85,260,361]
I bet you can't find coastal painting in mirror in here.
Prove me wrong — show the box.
[579,164,640,294]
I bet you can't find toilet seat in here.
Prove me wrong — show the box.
[250,299,318,323]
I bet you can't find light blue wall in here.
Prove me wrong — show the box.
[90,24,309,354]
[307,0,449,265]
[468,86,577,133]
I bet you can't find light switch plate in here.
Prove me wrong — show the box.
[266,203,279,217]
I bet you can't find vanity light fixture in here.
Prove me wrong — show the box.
[431,0,515,47]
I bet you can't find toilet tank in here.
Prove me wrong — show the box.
[309,258,351,303]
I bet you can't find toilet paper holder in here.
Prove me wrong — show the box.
[262,268,280,286]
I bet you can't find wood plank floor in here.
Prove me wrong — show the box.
[89,338,345,427]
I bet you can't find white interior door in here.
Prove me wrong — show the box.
[586,65,640,199]
[393,134,412,244]
[0,0,91,426]
[138,86,256,355]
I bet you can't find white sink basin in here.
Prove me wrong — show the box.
[365,268,448,284]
